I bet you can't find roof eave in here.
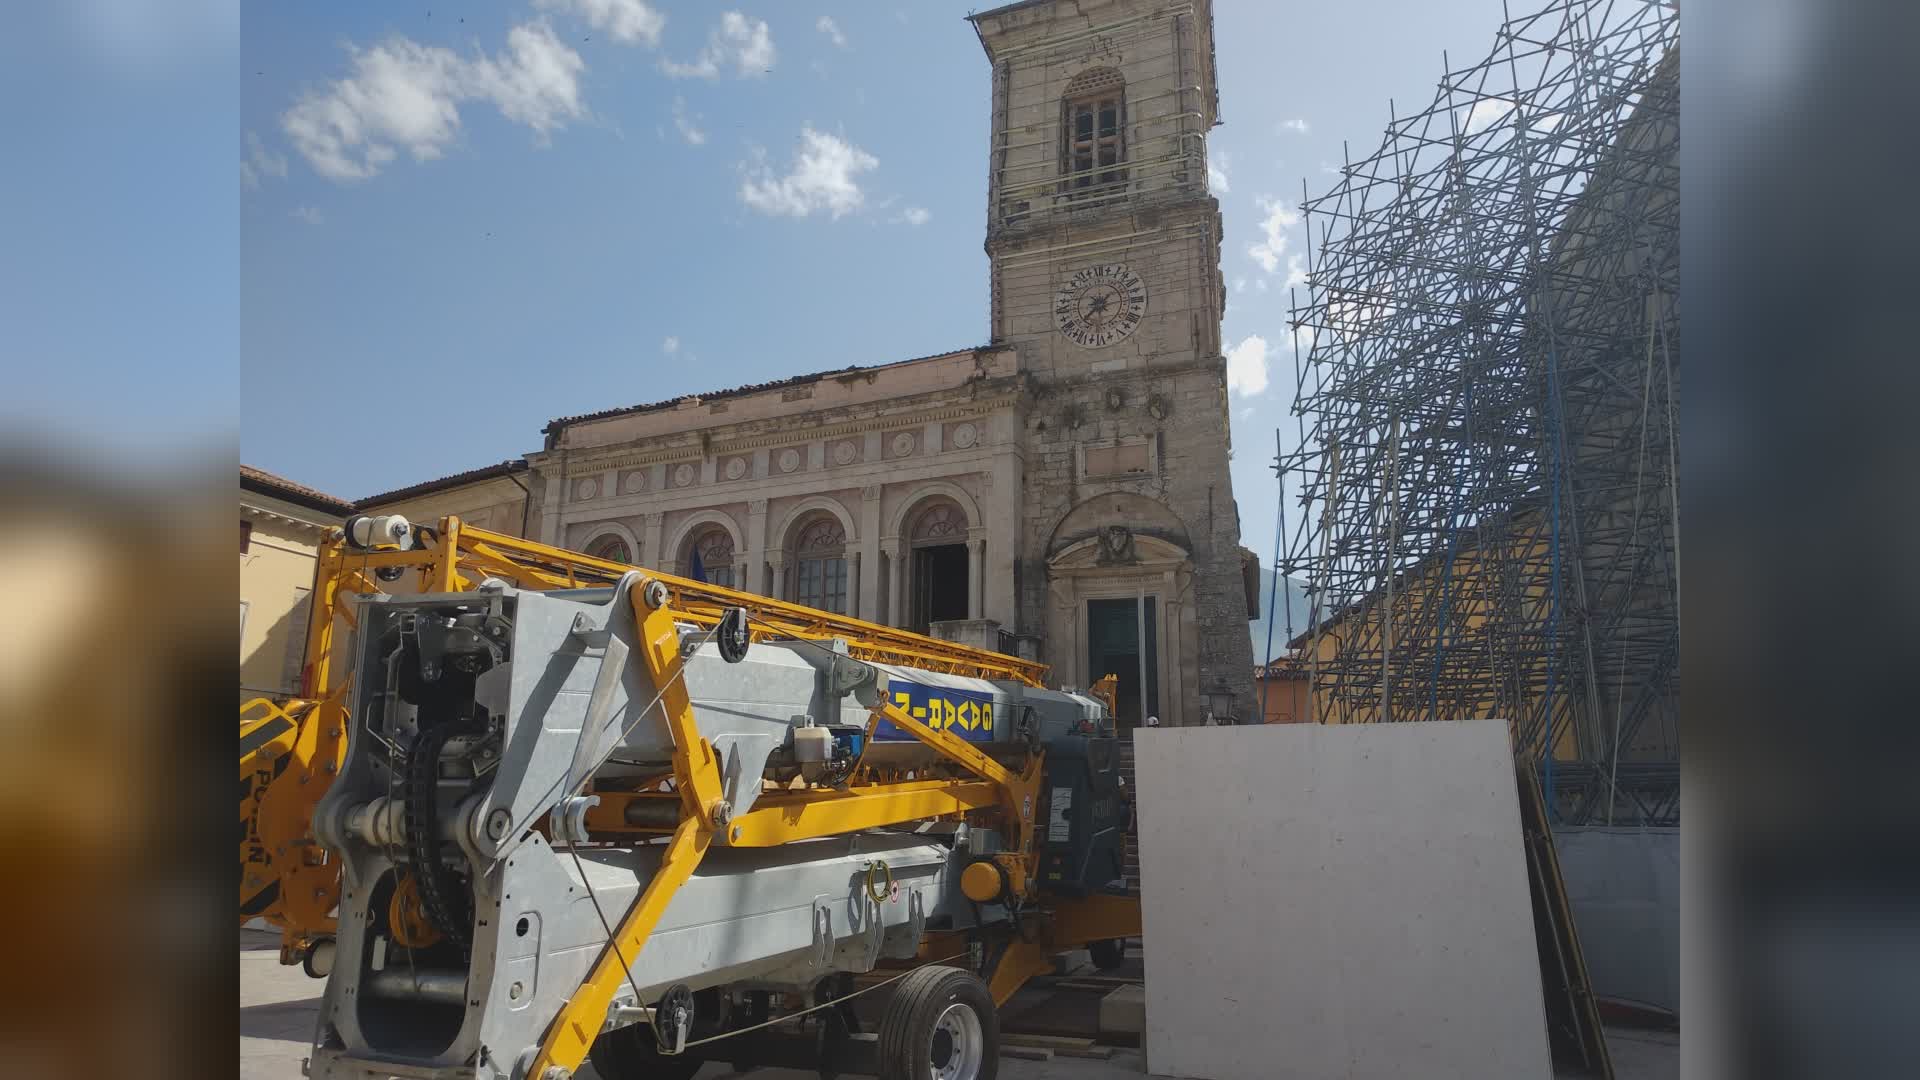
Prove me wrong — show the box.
[542,343,1006,436]
[355,460,529,510]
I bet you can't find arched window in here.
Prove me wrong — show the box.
[588,534,634,565]
[685,527,735,589]
[1062,68,1127,196]
[792,515,848,613]
[910,501,967,544]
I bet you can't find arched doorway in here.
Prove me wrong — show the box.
[907,499,969,634]
[682,526,735,589]
[586,532,635,566]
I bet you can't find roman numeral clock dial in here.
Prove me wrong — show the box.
[1054,263,1148,349]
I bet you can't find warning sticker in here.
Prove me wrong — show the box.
[1048,785,1074,842]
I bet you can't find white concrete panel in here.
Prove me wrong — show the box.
[1133,720,1552,1080]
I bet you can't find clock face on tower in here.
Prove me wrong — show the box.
[1054,264,1148,348]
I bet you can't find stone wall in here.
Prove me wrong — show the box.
[530,349,1027,629]
[500,0,1259,720]
[1014,359,1255,722]
[978,0,1252,723]
[358,475,530,538]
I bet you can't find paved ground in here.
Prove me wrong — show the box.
[242,929,1675,1079]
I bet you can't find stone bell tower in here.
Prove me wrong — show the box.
[968,0,1256,727]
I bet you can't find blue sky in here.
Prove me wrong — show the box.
[237,0,1505,563]
[3,2,236,468]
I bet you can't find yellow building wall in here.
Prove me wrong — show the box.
[1296,531,1578,760]
[352,477,531,600]
[1253,673,1312,723]
[240,516,326,702]
[359,482,527,540]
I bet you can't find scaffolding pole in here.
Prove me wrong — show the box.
[1275,0,1680,824]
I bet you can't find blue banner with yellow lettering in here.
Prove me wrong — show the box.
[875,680,998,743]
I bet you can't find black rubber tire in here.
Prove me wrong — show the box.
[1089,937,1127,971]
[877,965,998,1080]
[299,937,334,980]
[585,1021,703,1080]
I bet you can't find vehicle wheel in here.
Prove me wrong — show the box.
[301,937,336,979]
[585,1021,702,1080]
[1089,937,1127,971]
[877,965,997,1080]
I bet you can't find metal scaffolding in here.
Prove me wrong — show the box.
[1274,0,1679,824]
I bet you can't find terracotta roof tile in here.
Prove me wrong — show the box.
[356,459,529,509]
[240,464,353,515]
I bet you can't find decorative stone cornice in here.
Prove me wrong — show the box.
[552,392,1023,478]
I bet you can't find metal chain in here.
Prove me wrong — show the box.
[406,710,482,944]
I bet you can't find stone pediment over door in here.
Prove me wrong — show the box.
[1048,529,1190,575]
[1045,526,1196,726]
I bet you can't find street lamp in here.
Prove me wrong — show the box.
[1206,685,1237,726]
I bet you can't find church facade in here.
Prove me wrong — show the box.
[378,0,1256,726]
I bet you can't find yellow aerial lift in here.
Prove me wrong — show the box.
[241,516,1138,1080]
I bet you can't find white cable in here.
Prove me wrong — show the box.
[678,953,971,1051]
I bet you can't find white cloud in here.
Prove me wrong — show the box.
[1239,406,1255,421]
[1284,253,1307,289]
[662,12,774,79]
[537,0,665,47]
[816,15,848,48]
[1226,334,1271,397]
[671,96,705,145]
[1463,98,1512,136]
[662,335,680,354]
[1232,277,1246,293]
[1324,284,1397,345]
[282,21,584,181]
[901,206,930,226]
[1247,196,1300,273]
[1279,117,1310,134]
[241,130,287,190]
[1254,278,1268,292]
[291,205,324,225]
[1207,148,1230,195]
[1291,322,1317,355]
[739,127,879,219]
[482,22,589,132]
